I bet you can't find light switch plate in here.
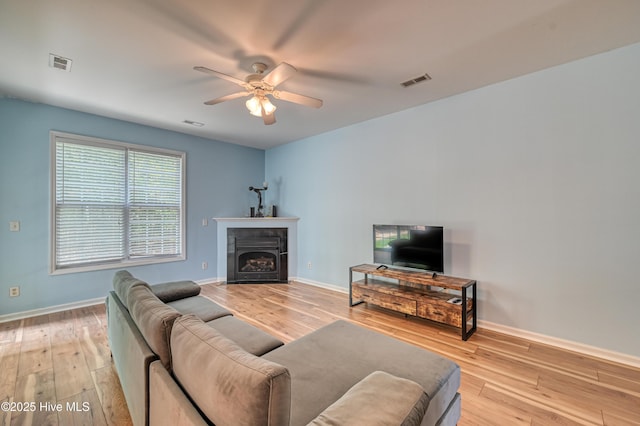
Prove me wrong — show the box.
[9,221,20,232]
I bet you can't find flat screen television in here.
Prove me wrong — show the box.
[373,224,444,273]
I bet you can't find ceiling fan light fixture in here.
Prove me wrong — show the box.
[260,97,276,115]
[246,95,276,117]
[246,96,261,116]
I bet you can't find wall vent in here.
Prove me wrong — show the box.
[401,73,432,87]
[49,54,72,72]
[183,120,204,127]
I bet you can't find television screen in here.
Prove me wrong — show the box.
[373,225,444,273]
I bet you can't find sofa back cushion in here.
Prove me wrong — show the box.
[113,270,150,309]
[171,315,291,426]
[128,284,180,370]
[151,280,201,303]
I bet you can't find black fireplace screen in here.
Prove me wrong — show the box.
[227,228,288,283]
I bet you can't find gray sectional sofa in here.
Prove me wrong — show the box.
[106,271,461,426]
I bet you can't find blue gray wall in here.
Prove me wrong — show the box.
[0,99,264,315]
[265,42,640,357]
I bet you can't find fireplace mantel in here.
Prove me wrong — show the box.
[213,217,299,222]
[213,217,299,282]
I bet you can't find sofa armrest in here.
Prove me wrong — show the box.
[107,292,158,426]
[307,371,429,426]
[151,280,201,302]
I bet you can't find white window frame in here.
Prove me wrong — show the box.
[50,131,186,274]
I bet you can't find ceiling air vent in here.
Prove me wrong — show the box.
[49,54,73,72]
[401,73,432,88]
[183,120,204,127]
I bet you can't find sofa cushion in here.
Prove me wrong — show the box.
[307,371,429,426]
[128,285,180,370]
[263,320,460,426]
[167,295,232,322]
[205,315,284,356]
[171,315,291,426]
[151,280,201,303]
[113,270,150,309]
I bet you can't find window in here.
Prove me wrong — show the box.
[51,131,185,273]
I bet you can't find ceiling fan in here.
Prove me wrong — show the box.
[194,62,323,125]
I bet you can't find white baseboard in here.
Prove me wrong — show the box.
[294,277,349,294]
[0,297,105,323]
[479,320,640,369]
[194,277,225,285]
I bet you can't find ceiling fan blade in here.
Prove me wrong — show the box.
[204,91,250,105]
[272,90,323,108]
[262,62,297,88]
[262,108,276,125]
[194,66,247,87]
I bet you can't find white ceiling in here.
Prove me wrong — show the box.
[2,0,640,149]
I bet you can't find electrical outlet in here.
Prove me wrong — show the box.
[202,218,208,227]
[307,262,312,270]
[202,261,208,270]
[9,286,20,297]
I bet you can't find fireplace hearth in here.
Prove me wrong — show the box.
[227,228,288,283]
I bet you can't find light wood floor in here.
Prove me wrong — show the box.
[1,281,639,425]
[0,305,130,426]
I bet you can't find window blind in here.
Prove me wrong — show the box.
[52,133,184,272]
[128,150,182,258]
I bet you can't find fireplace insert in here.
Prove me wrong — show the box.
[227,228,288,283]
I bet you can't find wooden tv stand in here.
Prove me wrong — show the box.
[349,264,477,340]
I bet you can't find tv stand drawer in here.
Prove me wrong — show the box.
[417,303,462,327]
[352,284,417,316]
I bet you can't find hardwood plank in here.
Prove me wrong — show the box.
[51,338,94,401]
[0,342,20,426]
[0,320,22,345]
[91,365,132,426]
[12,369,58,426]
[527,342,601,380]
[77,326,111,371]
[17,338,53,378]
[537,372,640,423]
[602,409,640,426]
[459,389,533,425]
[49,310,76,338]
[20,315,50,342]
[57,389,107,426]
[480,383,594,426]
[597,370,640,395]
[471,328,532,353]
[459,373,485,397]
[72,306,105,336]
[461,347,540,385]
[0,342,20,400]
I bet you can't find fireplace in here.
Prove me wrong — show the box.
[227,228,288,283]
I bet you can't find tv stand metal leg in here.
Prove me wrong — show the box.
[349,267,364,307]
